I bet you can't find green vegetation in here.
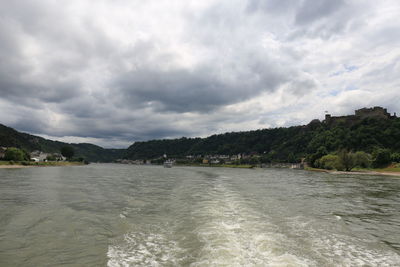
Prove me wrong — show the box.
[373,163,400,173]
[314,150,372,171]
[126,116,400,171]
[353,151,372,168]
[0,124,125,162]
[4,147,29,161]
[316,154,341,170]
[61,146,74,160]
[372,148,391,168]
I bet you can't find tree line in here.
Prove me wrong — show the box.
[126,116,400,169]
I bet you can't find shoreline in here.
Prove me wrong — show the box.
[306,167,400,178]
[0,165,33,169]
[0,162,86,169]
[3,162,399,177]
[175,163,254,169]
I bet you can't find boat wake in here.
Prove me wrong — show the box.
[107,173,400,266]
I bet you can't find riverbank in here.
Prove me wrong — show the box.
[175,163,254,169]
[306,166,400,177]
[0,161,86,168]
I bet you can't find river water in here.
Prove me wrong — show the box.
[0,164,399,266]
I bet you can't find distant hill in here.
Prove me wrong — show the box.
[0,124,125,162]
[126,107,400,163]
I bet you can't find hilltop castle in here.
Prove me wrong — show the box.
[324,106,397,126]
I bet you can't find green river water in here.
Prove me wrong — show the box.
[0,164,399,266]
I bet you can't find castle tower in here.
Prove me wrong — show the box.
[325,114,331,121]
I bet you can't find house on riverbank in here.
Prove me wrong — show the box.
[29,151,65,162]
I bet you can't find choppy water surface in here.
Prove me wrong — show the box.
[0,164,400,266]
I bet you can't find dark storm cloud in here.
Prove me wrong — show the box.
[112,61,288,112]
[0,0,114,105]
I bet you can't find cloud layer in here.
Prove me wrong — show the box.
[0,0,399,147]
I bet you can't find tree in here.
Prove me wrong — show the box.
[287,152,297,163]
[338,150,356,171]
[307,146,328,167]
[4,148,27,161]
[372,148,391,168]
[46,155,57,161]
[391,152,400,163]
[318,154,341,170]
[61,146,74,160]
[353,151,372,168]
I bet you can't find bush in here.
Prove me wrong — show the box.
[46,155,57,161]
[353,151,372,168]
[337,150,356,171]
[318,154,342,170]
[372,148,391,168]
[307,146,328,167]
[391,152,400,163]
[4,148,26,161]
[318,150,369,171]
[61,146,74,160]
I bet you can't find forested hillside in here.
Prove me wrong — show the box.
[0,124,125,162]
[126,116,400,163]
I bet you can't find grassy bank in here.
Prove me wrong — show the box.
[353,163,400,173]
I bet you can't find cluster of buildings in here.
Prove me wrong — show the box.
[187,153,263,164]
[0,147,65,162]
[29,151,65,162]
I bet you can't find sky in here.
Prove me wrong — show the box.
[0,0,399,148]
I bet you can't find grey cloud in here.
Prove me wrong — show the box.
[295,0,345,25]
[246,0,299,14]
[285,76,317,96]
[7,110,49,134]
[0,0,112,108]
[112,62,289,113]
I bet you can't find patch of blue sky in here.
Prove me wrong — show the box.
[345,84,358,91]
[330,64,359,77]
[344,65,358,72]
[329,89,341,96]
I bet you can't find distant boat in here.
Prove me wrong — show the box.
[163,160,173,168]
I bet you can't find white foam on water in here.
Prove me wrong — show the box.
[107,231,184,267]
[285,216,400,267]
[107,178,400,267]
[190,182,312,267]
[312,234,400,266]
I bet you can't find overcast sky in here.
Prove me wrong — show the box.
[0,0,399,148]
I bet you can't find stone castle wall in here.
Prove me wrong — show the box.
[324,106,395,126]
[355,107,390,120]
